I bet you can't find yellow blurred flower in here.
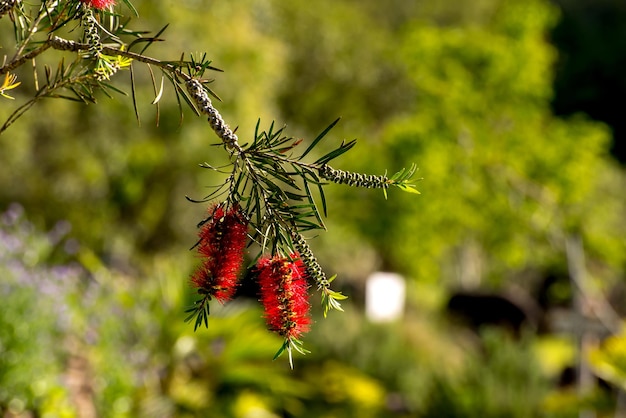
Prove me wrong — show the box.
[589,326,626,390]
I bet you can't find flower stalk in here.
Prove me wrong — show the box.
[81,7,102,55]
[318,164,390,189]
[289,230,347,317]
[186,79,242,152]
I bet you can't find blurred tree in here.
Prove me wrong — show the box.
[322,0,626,293]
[269,0,412,139]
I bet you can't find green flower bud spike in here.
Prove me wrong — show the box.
[318,163,421,200]
[290,229,347,317]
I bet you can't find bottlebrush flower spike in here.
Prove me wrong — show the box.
[190,204,248,303]
[257,254,311,367]
[80,0,115,10]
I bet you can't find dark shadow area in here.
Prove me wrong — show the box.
[551,0,626,164]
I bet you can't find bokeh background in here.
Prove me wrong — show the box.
[2,0,626,416]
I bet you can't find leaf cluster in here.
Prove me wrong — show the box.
[182,104,419,332]
[0,0,225,132]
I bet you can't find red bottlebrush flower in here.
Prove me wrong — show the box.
[257,254,311,340]
[80,0,115,9]
[190,204,248,303]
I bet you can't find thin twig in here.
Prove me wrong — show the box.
[48,36,190,80]
[0,42,51,75]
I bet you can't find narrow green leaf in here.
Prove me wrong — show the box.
[273,340,289,361]
[299,118,340,160]
[329,290,348,300]
[253,119,261,147]
[140,24,169,55]
[121,0,139,16]
[329,298,344,312]
[170,75,199,118]
[314,139,357,165]
[184,310,197,322]
[151,75,164,105]
[396,184,421,194]
[129,64,140,124]
[100,81,128,96]
[302,177,325,228]
[284,191,305,201]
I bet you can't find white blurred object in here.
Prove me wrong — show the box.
[365,272,406,322]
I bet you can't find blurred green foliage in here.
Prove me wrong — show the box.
[324,0,625,288]
[2,0,626,416]
[0,205,76,416]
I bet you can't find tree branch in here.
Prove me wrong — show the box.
[0,42,51,75]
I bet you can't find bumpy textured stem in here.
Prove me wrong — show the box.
[290,230,329,289]
[81,8,102,54]
[0,0,17,18]
[50,36,77,51]
[318,164,389,189]
[185,79,242,152]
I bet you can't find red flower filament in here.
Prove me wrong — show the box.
[190,204,248,303]
[257,255,311,340]
[81,0,116,10]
